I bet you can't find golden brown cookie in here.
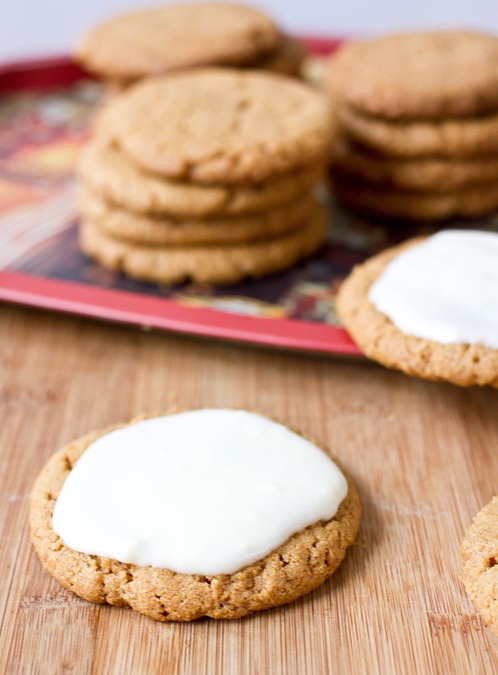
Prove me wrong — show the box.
[326,31,498,120]
[101,34,308,92]
[75,3,280,81]
[461,496,498,636]
[78,140,323,218]
[30,414,361,622]
[80,187,318,246]
[98,68,335,183]
[336,238,498,387]
[333,101,498,158]
[331,138,498,191]
[79,204,328,284]
[332,176,498,221]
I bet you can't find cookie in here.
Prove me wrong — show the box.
[333,101,498,158]
[80,187,318,246]
[336,233,498,387]
[326,31,498,120]
[332,176,498,221]
[98,68,335,183]
[104,33,308,88]
[331,138,498,191]
[76,3,280,81]
[79,204,328,284]
[461,496,498,636]
[30,411,361,621]
[96,34,308,96]
[78,140,323,218]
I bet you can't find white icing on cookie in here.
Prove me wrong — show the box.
[369,230,498,348]
[53,410,347,575]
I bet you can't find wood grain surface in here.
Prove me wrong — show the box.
[1,304,497,674]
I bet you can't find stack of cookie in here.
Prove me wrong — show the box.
[325,31,498,221]
[76,2,307,89]
[78,68,334,285]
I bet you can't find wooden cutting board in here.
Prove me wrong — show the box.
[1,304,497,674]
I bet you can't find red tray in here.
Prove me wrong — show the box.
[1,39,489,355]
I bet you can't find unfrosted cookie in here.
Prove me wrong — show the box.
[104,34,308,92]
[332,176,498,221]
[333,101,498,158]
[336,234,498,387]
[326,31,498,120]
[79,204,328,284]
[78,141,323,217]
[80,187,317,246]
[30,411,361,621]
[461,496,498,636]
[331,138,498,191]
[98,68,335,183]
[76,3,280,81]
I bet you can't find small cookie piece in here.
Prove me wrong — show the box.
[78,141,323,218]
[337,231,498,387]
[326,31,498,120]
[80,187,318,246]
[98,68,335,183]
[461,496,498,636]
[76,3,280,81]
[30,410,361,621]
[331,138,498,191]
[332,176,498,221]
[333,101,498,158]
[80,205,328,284]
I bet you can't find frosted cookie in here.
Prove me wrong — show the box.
[75,3,280,81]
[80,188,317,246]
[79,205,328,284]
[332,177,498,221]
[336,230,498,387]
[326,31,498,120]
[461,496,498,636]
[98,68,335,183]
[30,410,361,622]
[78,141,323,218]
[331,139,498,191]
[333,101,498,158]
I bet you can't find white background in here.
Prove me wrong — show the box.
[2,0,498,62]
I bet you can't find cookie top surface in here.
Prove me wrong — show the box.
[99,68,335,183]
[461,496,498,636]
[327,31,498,120]
[368,231,498,346]
[30,411,360,621]
[51,410,347,575]
[336,234,498,387]
[76,2,280,80]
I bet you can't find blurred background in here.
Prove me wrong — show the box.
[2,0,498,63]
